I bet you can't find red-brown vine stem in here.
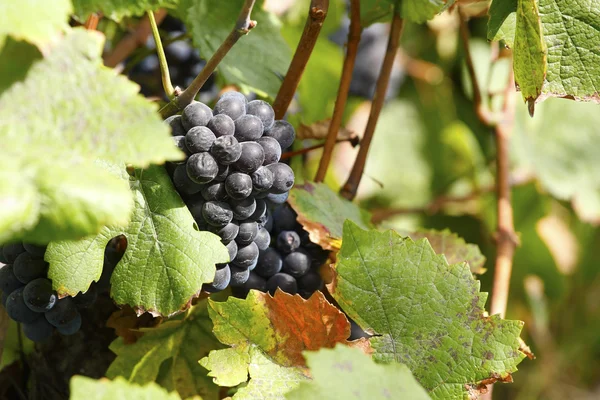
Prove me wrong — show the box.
[104,10,167,68]
[159,0,257,118]
[84,13,100,30]
[272,0,329,120]
[339,9,404,200]
[314,0,361,183]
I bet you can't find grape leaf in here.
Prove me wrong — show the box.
[398,229,487,274]
[513,0,546,106]
[73,0,179,21]
[359,0,456,25]
[0,37,41,93]
[106,298,223,400]
[70,376,183,400]
[0,28,184,244]
[286,345,431,400]
[180,0,291,98]
[329,221,526,400]
[0,0,71,47]
[487,0,517,47]
[201,290,369,397]
[46,165,228,317]
[287,182,373,250]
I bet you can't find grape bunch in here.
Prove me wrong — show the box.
[164,92,304,293]
[0,243,99,342]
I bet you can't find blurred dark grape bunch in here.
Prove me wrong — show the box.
[164,92,327,297]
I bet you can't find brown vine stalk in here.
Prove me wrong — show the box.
[159,0,257,118]
[314,0,361,182]
[84,13,100,30]
[272,0,330,120]
[340,10,404,200]
[104,10,167,68]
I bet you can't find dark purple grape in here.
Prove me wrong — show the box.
[23,278,56,312]
[209,222,239,244]
[186,152,219,184]
[0,264,23,295]
[214,163,230,182]
[164,115,186,136]
[255,248,282,278]
[276,231,301,254]
[273,204,298,233]
[6,287,40,323]
[263,120,295,149]
[249,199,267,223]
[232,242,259,269]
[254,228,271,251]
[230,197,256,220]
[185,126,216,153]
[173,136,192,162]
[173,164,203,196]
[246,100,275,131]
[210,135,242,165]
[282,250,311,278]
[23,243,47,258]
[22,316,54,342]
[257,137,282,165]
[226,240,238,261]
[202,201,233,227]
[266,163,294,194]
[298,269,323,292]
[236,221,259,246]
[267,273,297,295]
[45,297,80,328]
[181,101,213,130]
[242,272,267,292]
[3,243,25,264]
[251,167,274,192]
[207,114,235,137]
[225,172,253,200]
[13,253,48,284]
[234,115,263,142]
[73,284,98,309]
[204,265,231,292]
[56,313,82,335]
[266,192,289,205]
[234,142,264,174]
[214,92,247,120]
[201,182,227,202]
[229,265,251,287]
[186,194,205,221]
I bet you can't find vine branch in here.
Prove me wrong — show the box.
[159,0,257,118]
[314,0,361,182]
[340,10,404,200]
[104,10,167,68]
[84,13,100,30]
[272,0,330,120]
[147,11,174,96]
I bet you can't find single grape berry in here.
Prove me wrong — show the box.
[230,197,257,220]
[181,101,213,130]
[226,240,238,261]
[207,114,235,137]
[266,163,295,194]
[0,264,24,295]
[273,204,298,232]
[225,172,253,200]
[263,120,295,149]
[22,316,54,342]
[234,142,265,174]
[209,222,239,244]
[45,297,80,328]
[204,264,231,292]
[267,273,297,295]
[257,137,282,165]
[246,100,275,131]
[251,166,274,192]
[214,92,247,120]
[13,253,48,284]
[255,248,283,278]
[232,242,259,269]
[229,265,251,287]
[234,115,264,142]
[201,182,228,202]
[282,250,311,278]
[236,221,259,246]
[202,201,234,227]
[3,243,25,264]
[210,135,242,165]
[164,115,186,136]
[298,270,323,292]
[173,136,192,162]
[56,313,82,335]
[186,152,219,184]
[276,231,301,254]
[185,126,216,153]
[242,272,267,292]
[249,199,267,223]
[23,243,47,258]
[254,228,271,251]
[23,278,56,312]
[6,288,40,323]
[172,164,203,196]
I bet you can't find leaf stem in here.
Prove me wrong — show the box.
[314,0,361,182]
[84,13,100,30]
[340,10,404,200]
[159,0,258,118]
[147,11,174,97]
[281,137,358,160]
[272,0,330,120]
[104,10,167,68]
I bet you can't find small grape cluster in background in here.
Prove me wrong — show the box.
[164,92,327,297]
[0,243,98,342]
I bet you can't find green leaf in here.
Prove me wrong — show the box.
[330,221,526,400]
[538,0,600,101]
[181,0,291,98]
[288,182,373,250]
[106,299,223,399]
[0,37,41,93]
[46,165,228,316]
[360,0,455,24]
[398,229,487,274]
[70,376,183,400]
[0,28,185,244]
[360,0,394,26]
[73,0,179,21]
[513,0,546,106]
[0,0,71,47]
[286,345,431,400]
[488,0,517,47]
